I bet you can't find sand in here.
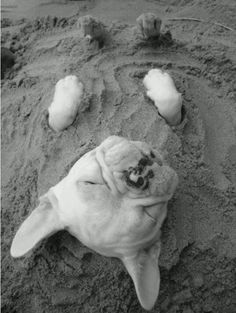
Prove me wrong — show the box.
[1,0,236,312]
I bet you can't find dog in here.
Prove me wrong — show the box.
[11,136,178,310]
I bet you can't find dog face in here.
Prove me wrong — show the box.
[99,137,178,198]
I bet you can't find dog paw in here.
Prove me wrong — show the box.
[48,75,84,132]
[143,69,182,126]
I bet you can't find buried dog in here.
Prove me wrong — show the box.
[11,136,178,310]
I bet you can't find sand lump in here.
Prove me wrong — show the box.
[136,13,162,40]
[77,15,106,45]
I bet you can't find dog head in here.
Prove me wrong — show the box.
[96,136,178,198]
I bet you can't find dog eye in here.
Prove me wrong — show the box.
[139,157,148,167]
[139,156,153,167]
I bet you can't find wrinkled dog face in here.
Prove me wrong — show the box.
[103,138,178,197]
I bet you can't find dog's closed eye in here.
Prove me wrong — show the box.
[138,156,153,167]
[150,151,163,166]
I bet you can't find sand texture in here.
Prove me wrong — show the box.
[1,0,236,312]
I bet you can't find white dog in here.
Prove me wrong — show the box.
[143,69,183,126]
[11,136,178,310]
[48,75,84,132]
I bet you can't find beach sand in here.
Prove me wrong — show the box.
[1,0,236,312]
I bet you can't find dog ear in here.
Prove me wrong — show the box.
[10,192,64,258]
[122,242,161,311]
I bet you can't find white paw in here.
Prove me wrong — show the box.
[143,69,182,126]
[48,75,84,132]
[136,13,161,39]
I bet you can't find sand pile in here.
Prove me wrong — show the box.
[1,0,236,312]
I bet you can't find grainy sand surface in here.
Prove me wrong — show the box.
[1,0,236,312]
